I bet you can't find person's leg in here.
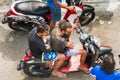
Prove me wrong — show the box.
[50,21,56,32]
[77,49,90,74]
[52,53,66,78]
[65,49,89,74]
[49,7,61,32]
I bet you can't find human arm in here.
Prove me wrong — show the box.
[72,16,81,29]
[45,44,51,50]
[54,0,74,11]
[38,40,50,53]
[65,37,74,49]
[45,36,51,51]
[72,23,81,29]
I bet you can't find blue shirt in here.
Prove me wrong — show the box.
[47,0,62,8]
[90,65,120,80]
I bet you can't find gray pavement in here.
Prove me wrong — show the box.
[0,0,120,80]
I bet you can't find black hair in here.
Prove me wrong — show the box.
[36,22,49,33]
[58,20,72,31]
[101,53,115,74]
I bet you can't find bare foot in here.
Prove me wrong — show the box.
[79,65,90,74]
[46,61,53,68]
[52,70,66,78]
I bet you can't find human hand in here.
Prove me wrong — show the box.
[45,44,51,50]
[72,23,81,28]
[70,43,74,49]
[67,6,74,11]
[46,61,53,68]
[66,42,74,49]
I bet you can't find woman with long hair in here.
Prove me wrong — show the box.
[90,53,120,80]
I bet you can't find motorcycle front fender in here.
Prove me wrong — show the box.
[82,5,95,13]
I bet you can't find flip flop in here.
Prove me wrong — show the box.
[52,72,66,78]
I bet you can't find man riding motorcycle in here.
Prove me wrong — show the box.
[50,20,90,78]
[28,22,66,76]
[28,23,50,59]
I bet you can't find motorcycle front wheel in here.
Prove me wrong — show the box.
[80,11,95,26]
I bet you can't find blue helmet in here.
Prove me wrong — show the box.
[43,50,58,61]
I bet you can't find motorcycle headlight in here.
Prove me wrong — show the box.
[91,36,101,47]
[80,33,88,41]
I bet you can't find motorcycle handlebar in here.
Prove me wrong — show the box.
[75,27,83,34]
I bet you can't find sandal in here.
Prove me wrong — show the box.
[52,71,66,78]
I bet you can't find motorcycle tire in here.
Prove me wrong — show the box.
[80,11,95,26]
[23,64,50,77]
[8,20,20,31]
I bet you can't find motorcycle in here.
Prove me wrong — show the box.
[17,27,112,77]
[1,0,95,31]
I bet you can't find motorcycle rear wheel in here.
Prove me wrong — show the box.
[23,64,51,77]
[8,20,21,31]
[80,11,95,26]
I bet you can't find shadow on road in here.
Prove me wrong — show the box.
[0,29,29,61]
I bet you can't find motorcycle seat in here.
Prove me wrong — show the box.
[99,46,112,54]
[15,1,50,16]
